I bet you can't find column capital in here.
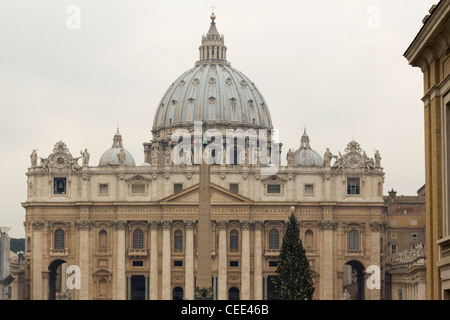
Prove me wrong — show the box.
[216,220,228,230]
[253,221,264,230]
[369,221,386,231]
[112,220,127,230]
[318,220,338,230]
[240,220,251,230]
[149,220,160,230]
[75,220,94,231]
[161,220,172,230]
[31,221,45,231]
[184,220,196,230]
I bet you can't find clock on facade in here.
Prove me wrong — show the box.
[53,153,68,168]
[346,153,361,168]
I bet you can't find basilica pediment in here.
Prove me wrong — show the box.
[159,183,253,205]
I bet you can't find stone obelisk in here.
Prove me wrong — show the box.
[196,125,212,298]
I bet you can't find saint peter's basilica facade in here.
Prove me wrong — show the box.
[23,13,386,300]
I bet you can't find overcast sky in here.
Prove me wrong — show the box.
[0,0,435,238]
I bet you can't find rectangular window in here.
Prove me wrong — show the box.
[390,220,397,226]
[411,220,417,226]
[347,178,360,195]
[229,261,239,267]
[174,260,183,267]
[131,184,145,195]
[398,288,403,300]
[267,184,281,194]
[411,233,418,239]
[269,261,279,268]
[229,183,239,194]
[53,178,67,195]
[174,183,183,194]
[99,184,109,195]
[304,184,314,195]
[132,260,143,267]
[392,244,397,254]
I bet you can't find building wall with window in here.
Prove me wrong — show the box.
[384,187,426,300]
[404,0,450,299]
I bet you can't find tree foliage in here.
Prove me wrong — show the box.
[270,213,315,300]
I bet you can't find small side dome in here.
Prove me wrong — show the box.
[99,129,136,167]
[292,130,323,167]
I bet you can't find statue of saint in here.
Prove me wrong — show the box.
[323,148,333,167]
[118,148,126,166]
[82,149,90,167]
[164,147,172,165]
[286,148,294,166]
[30,149,38,167]
[151,147,159,166]
[374,150,381,167]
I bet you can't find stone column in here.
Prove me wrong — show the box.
[319,219,337,300]
[76,220,93,300]
[241,220,251,300]
[31,221,44,300]
[217,220,228,300]
[161,220,172,300]
[149,221,159,300]
[254,221,263,300]
[114,221,127,300]
[184,220,195,300]
[369,221,383,300]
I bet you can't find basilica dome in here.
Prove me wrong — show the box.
[152,14,273,132]
[99,129,136,167]
[292,130,323,167]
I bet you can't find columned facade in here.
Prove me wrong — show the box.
[23,13,386,300]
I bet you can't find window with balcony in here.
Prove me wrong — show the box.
[268,229,279,250]
[230,230,239,251]
[174,230,183,252]
[54,229,65,250]
[133,229,144,249]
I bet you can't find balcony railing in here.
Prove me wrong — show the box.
[127,248,148,257]
[264,249,280,257]
[49,248,69,256]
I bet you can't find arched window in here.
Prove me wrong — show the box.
[173,287,183,300]
[349,229,359,251]
[268,229,279,250]
[99,230,107,250]
[230,230,239,251]
[174,230,183,251]
[305,230,314,251]
[229,287,240,300]
[54,229,65,250]
[133,229,144,249]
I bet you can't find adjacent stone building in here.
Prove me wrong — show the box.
[384,187,426,300]
[404,0,450,299]
[23,13,387,300]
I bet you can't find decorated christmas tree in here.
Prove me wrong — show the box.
[271,210,315,300]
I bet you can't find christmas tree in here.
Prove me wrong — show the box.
[271,210,315,300]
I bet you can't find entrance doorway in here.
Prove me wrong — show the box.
[343,260,365,300]
[48,259,67,300]
[130,275,146,300]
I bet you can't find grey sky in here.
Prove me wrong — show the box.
[0,0,434,238]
